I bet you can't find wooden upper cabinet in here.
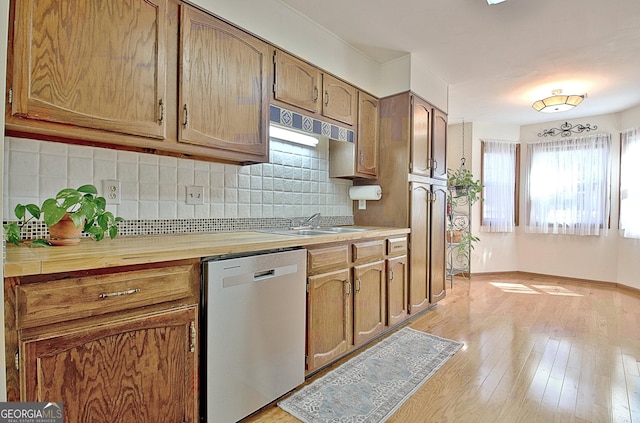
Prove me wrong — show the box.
[178,6,270,162]
[410,96,432,177]
[11,0,167,139]
[274,50,321,114]
[356,91,379,178]
[432,108,448,180]
[322,74,357,126]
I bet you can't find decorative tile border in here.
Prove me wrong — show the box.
[270,105,354,143]
[3,216,355,241]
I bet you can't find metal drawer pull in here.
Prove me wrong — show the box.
[99,288,141,299]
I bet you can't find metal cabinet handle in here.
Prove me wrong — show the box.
[324,91,329,106]
[389,269,394,281]
[189,321,196,353]
[356,278,361,293]
[313,86,318,103]
[183,104,188,127]
[345,280,351,296]
[359,150,364,165]
[99,288,140,299]
[158,99,164,124]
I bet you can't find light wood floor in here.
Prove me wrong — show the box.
[244,273,640,423]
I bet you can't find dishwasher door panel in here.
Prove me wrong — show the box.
[203,249,306,423]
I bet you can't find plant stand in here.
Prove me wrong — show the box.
[447,188,471,287]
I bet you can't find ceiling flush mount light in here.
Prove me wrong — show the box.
[269,124,319,147]
[532,89,585,113]
[487,0,507,4]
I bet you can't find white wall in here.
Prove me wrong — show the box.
[463,110,640,288]
[469,122,521,273]
[518,113,621,283]
[616,104,640,288]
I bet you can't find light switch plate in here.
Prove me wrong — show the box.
[186,185,204,205]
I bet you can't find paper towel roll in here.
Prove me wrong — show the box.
[349,185,382,201]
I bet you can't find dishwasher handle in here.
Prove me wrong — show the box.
[253,269,275,280]
[221,263,299,288]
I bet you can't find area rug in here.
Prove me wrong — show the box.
[278,327,463,423]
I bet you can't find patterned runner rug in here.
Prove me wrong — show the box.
[278,327,463,423]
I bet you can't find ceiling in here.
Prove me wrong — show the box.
[280,0,640,126]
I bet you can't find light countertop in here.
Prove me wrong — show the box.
[4,227,410,277]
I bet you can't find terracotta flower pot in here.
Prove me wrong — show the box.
[48,213,83,246]
[446,230,463,244]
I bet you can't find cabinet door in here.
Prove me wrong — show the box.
[387,255,408,326]
[429,186,447,303]
[408,182,430,313]
[307,269,352,372]
[179,6,270,162]
[322,74,357,126]
[353,261,385,345]
[356,91,379,178]
[432,108,448,180]
[11,0,167,139]
[273,50,321,114]
[410,96,432,177]
[20,306,198,423]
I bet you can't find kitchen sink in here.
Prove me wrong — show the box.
[261,226,369,236]
[320,227,368,233]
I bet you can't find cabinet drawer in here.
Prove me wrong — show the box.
[16,264,197,329]
[307,245,350,274]
[387,237,408,256]
[352,240,384,264]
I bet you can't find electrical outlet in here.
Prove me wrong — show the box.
[102,180,121,205]
[186,185,204,205]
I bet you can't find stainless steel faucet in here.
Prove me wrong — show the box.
[295,212,321,229]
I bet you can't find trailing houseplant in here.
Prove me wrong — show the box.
[4,184,123,246]
[447,167,483,270]
[447,167,483,206]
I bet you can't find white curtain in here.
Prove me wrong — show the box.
[482,140,517,232]
[525,134,611,236]
[620,127,640,238]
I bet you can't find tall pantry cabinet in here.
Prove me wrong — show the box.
[354,91,447,314]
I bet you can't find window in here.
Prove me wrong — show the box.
[481,140,520,232]
[525,134,611,236]
[620,127,640,238]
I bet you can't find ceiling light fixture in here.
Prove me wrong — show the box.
[486,0,507,4]
[532,89,585,113]
[269,125,319,147]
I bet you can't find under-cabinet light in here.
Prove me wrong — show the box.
[269,125,319,147]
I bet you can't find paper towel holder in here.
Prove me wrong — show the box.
[349,185,382,210]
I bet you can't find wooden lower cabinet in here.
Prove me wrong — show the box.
[6,260,200,422]
[386,255,408,326]
[353,260,385,345]
[307,268,352,372]
[306,238,405,374]
[20,306,198,423]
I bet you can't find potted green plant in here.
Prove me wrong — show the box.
[4,184,123,246]
[447,167,483,206]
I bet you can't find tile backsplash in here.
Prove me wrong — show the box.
[3,135,354,236]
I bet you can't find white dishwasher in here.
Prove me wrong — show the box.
[201,248,307,422]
